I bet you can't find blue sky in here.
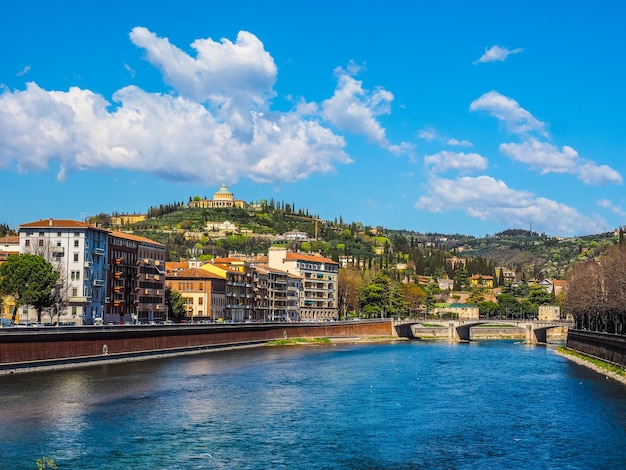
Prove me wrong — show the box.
[1,1,625,236]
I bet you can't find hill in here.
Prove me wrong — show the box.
[85,200,622,281]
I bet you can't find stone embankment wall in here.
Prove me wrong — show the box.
[566,330,626,366]
[411,326,567,341]
[0,321,394,373]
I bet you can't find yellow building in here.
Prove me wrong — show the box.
[110,214,147,226]
[0,235,19,321]
[470,274,494,288]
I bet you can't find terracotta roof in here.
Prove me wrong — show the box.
[165,262,189,272]
[110,231,164,247]
[285,252,338,265]
[167,268,222,280]
[213,257,245,263]
[0,235,19,244]
[19,219,108,231]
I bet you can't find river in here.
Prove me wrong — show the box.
[1,341,625,469]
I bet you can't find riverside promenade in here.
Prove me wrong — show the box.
[0,320,395,374]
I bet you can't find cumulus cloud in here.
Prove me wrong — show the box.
[474,45,523,64]
[418,128,437,141]
[470,90,547,136]
[416,175,605,235]
[597,199,626,217]
[0,29,355,185]
[499,139,622,185]
[424,151,487,174]
[321,64,411,154]
[447,138,472,147]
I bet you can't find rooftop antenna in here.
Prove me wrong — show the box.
[81,211,85,222]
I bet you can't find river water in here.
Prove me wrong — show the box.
[1,341,625,469]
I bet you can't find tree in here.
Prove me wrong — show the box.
[165,286,186,322]
[399,283,425,318]
[0,254,59,323]
[338,268,363,319]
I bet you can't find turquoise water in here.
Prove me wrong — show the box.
[1,341,625,469]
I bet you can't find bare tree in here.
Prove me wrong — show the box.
[23,240,70,325]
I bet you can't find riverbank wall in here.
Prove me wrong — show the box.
[412,326,567,341]
[0,320,394,374]
[566,330,626,366]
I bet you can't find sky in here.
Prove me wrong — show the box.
[1,1,625,237]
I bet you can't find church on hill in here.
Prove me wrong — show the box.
[189,185,246,209]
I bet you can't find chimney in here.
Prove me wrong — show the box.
[49,218,53,226]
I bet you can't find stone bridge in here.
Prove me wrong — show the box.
[394,319,571,344]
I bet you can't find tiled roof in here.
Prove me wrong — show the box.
[19,219,107,231]
[167,268,222,279]
[285,252,338,265]
[110,230,164,247]
[0,235,19,244]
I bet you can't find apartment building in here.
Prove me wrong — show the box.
[268,249,338,321]
[166,268,226,322]
[107,231,166,324]
[18,219,109,325]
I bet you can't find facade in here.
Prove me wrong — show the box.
[18,219,109,325]
[107,231,166,324]
[268,249,338,321]
[136,235,167,323]
[0,235,20,319]
[436,303,480,320]
[470,274,494,288]
[110,214,147,227]
[189,184,246,209]
[538,305,561,321]
[166,268,226,322]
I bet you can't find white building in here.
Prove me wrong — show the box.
[268,249,338,321]
[19,219,109,325]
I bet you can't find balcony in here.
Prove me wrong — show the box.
[95,248,106,256]
[93,279,104,287]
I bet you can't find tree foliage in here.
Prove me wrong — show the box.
[165,286,187,322]
[0,254,59,323]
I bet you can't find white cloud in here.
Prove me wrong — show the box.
[446,138,472,147]
[578,162,623,185]
[416,175,605,235]
[321,66,391,145]
[124,62,136,78]
[470,90,547,136]
[321,65,412,155]
[474,45,523,64]
[424,151,487,174]
[597,199,626,216]
[16,65,31,77]
[418,128,437,141]
[499,139,622,185]
[0,29,353,185]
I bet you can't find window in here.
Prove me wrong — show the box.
[72,288,78,297]
[71,306,77,317]
[38,239,44,247]
[39,232,44,237]
[73,253,79,262]
[25,240,30,247]
[57,232,62,237]
[56,240,61,247]
[199,298,203,305]
[74,232,80,237]
[74,240,79,247]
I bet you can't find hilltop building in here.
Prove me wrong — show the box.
[189,184,246,209]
